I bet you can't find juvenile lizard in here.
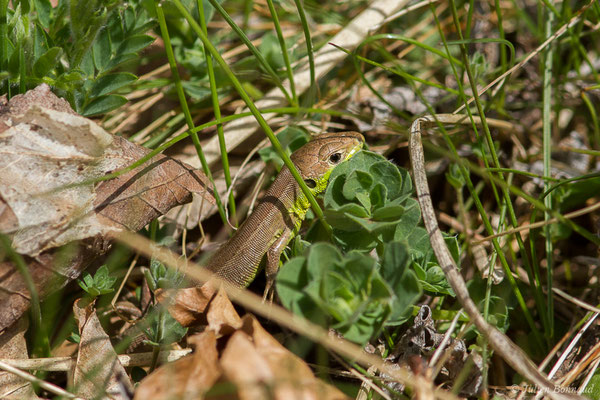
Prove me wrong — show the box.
[205,131,364,299]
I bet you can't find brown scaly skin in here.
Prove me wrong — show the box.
[205,131,364,299]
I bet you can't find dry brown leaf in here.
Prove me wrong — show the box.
[0,318,40,400]
[156,284,216,327]
[158,284,242,336]
[220,315,349,400]
[139,288,348,400]
[0,85,213,256]
[205,286,243,336]
[72,298,133,400]
[133,331,222,400]
[0,85,214,333]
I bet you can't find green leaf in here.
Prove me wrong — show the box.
[33,23,50,59]
[338,168,375,204]
[104,53,139,72]
[372,204,405,221]
[324,205,369,231]
[380,241,422,324]
[324,151,416,251]
[181,80,211,100]
[277,257,325,325]
[583,372,600,399]
[116,34,154,55]
[123,6,135,32]
[80,50,95,77]
[369,183,387,209]
[258,31,284,70]
[83,274,94,288]
[8,4,26,43]
[92,27,112,72]
[82,94,127,116]
[416,262,454,296]
[7,43,21,76]
[446,163,466,189]
[77,265,115,297]
[55,70,84,84]
[392,198,421,239]
[33,0,52,28]
[306,242,341,276]
[144,307,188,346]
[90,72,137,97]
[368,161,407,200]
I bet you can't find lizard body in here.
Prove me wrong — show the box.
[205,131,364,296]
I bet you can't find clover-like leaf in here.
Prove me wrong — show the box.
[277,242,421,344]
[78,265,116,298]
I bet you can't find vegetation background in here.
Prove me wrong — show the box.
[1,0,600,398]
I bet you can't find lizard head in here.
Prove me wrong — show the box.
[290,131,364,194]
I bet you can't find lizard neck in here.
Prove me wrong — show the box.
[263,166,307,230]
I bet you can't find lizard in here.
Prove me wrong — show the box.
[204,131,364,299]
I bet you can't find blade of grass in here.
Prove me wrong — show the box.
[333,43,460,95]
[542,2,556,341]
[494,0,506,73]
[292,0,315,96]
[19,41,26,93]
[155,2,228,227]
[581,91,600,149]
[445,38,514,68]
[266,0,298,105]
[205,0,293,105]
[0,0,8,96]
[197,0,237,225]
[170,0,331,234]
[363,34,464,67]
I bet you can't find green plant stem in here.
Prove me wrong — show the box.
[481,175,510,392]
[18,42,26,93]
[205,0,293,105]
[149,311,164,373]
[494,0,507,73]
[266,0,297,105]
[542,4,555,341]
[293,0,315,93]
[581,91,600,149]
[155,2,228,227]
[0,0,8,96]
[170,0,331,235]
[465,0,474,38]
[197,0,237,225]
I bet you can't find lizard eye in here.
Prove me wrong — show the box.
[304,179,317,188]
[329,152,342,164]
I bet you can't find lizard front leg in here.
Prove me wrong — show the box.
[263,228,293,302]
